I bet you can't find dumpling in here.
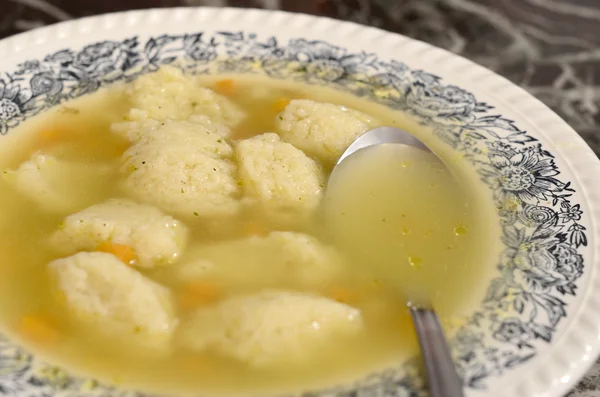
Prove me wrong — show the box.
[122,66,246,128]
[110,116,161,143]
[50,198,188,269]
[112,114,231,143]
[120,119,240,220]
[166,231,341,288]
[275,99,379,165]
[235,133,325,224]
[48,252,177,349]
[179,290,363,367]
[1,152,114,214]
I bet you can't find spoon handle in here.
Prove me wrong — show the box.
[410,307,465,397]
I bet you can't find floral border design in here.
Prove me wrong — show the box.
[0,32,588,397]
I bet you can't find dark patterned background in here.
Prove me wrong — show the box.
[1,0,600,395]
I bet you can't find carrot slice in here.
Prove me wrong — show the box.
[241,220,269,237]
[111,140,131,157]
[273,97,291,113]
[327,287,359,304]
[96,242,136,266]
[38,127,77,148]
[389,308,413,332]
[179,353,210,373]
[178,281,220,310]
[19,314,59,346]
[213,79,235,96]
[232,129,255,140]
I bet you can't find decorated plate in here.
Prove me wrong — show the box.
[0,7,599,397]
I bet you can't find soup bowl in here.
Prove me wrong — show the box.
[0,7,599,397]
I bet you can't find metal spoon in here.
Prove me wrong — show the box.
[331,126,465,397]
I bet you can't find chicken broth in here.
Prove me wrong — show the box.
[0,67,501,395]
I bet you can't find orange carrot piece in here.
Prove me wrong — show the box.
[327,287,359,304]
[96,242,136,266]
[112,140,131,157]
[232,129,255,140]
[178,281,220,310]
[19,314,59,346]
[179,353,210,372]
[213,79,235,96]
[273,97,291,113]
[38,127,76,148]
[0,249,7,279]
[241,220,269,237]
[390,309,413,332]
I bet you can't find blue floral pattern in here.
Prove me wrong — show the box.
[0,32,588,396]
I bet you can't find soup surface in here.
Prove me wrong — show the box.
[0,66,501,395]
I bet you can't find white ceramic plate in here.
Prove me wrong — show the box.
[0,7,599,397]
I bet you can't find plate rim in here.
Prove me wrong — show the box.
[0,7,599,397]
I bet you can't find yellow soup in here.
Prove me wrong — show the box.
[0,66,501,396]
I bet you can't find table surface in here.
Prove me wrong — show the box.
[2,0,600,395]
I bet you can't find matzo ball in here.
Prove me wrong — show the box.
[179,290,363,367]
[50,198,188,269]
[166,231,341,288]
[48,252,177,348]
[236,133,325,224]
[275,99,379,165]
[2,153,114,215]
[112,114,231,143]
[120,119,240,220]
[124,66,246,128]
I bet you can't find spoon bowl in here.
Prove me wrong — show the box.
[329,126,465,397]
[336,126,432,166]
